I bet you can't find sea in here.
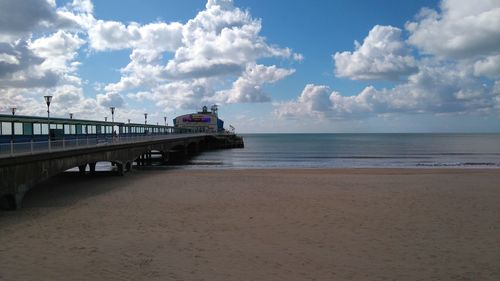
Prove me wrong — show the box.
[187,133,500,169]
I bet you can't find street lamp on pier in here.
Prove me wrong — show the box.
[69,113,73,119]
[110,107,115,137]
[144,113,147,125]
[44,95,52,145]
[110,107,115,124]
[10,107,16,143]
[164,116,167,126]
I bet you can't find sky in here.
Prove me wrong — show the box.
[1,0,500,133]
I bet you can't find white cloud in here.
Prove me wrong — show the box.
[71,0,94,14]
[97,92,125,107]
[0,53,19,65]
[474,55,500,79]
[88,21,183,52]
[275,84,332,118]
[0,0,57,42]
[406,0,500,58]
[88,21,138,51]
[0,1,89,90]
[0,41,59,89]
[218,64,295,103]
[0,0,94,43]
[164,0,297,79]
[494,81,500,95]
[0,0,105,119]
[334,25,418,81]
[93,0,300,110]
[150,79,215,110]
[290,1,500,122]
[29,30,85,75]
[276,62,497,119]
[0,30,85,91]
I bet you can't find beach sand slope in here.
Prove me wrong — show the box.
[0,169,499,280]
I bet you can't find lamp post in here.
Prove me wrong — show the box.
[104,116,107,122]
[110,107,115,124]
[44,95,52,149]
[164,116,167,126]
[10,107,16,143]
[110,107,115,138]
[69,113,73,119]
[144,113,147,125]
[128,119,130,124]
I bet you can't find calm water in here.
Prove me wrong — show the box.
[187,133,500,169]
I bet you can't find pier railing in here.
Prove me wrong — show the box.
[0,133,209,158]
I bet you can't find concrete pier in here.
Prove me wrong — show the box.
[0,134,244,210]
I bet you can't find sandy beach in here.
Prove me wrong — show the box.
[0,168,499,280]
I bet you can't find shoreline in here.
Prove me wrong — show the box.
[1,168,499,280]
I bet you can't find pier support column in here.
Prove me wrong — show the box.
[116,163,124,176]
[89,162,96,173]
[167,149,187,165]
[0,192,25,210]
[78,164,87,174]
[161,152,168,165]
[14,192,25,210]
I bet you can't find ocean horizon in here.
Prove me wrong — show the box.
[185,133,500,169]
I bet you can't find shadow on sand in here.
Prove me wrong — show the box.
[0,170,148,227]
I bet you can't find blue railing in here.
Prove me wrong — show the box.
[0,133,209,158]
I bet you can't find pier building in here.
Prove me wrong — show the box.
[173,105,224,133]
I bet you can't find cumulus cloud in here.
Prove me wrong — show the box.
[285,0,500,122]
[97,92,125,107]
[0,0,99,118]
[91,0,300,110]
[406,0,500,58]
[149,79,215,110]
[88,21,183,52]
[71,0,94,14]
[1,0,302,119]
[29,30,85,76]
[164,0,296,79]
[276,62,496,119]
[0,29,84,92]
[275,84,333,118]
[0,2,88,88]
[218,64,295,103]
[0,41,59,88]
[0,0,57,42]
[474,55,500,79]
[0,0,93,43]
[334,25,418,81]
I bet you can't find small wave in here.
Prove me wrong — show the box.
[416,162,500,167]
[188,160,224,166]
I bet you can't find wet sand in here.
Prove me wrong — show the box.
[0,169,499,280]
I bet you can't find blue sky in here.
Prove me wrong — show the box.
[1,0,500,132]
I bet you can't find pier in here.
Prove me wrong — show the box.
[0,133,244,210]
